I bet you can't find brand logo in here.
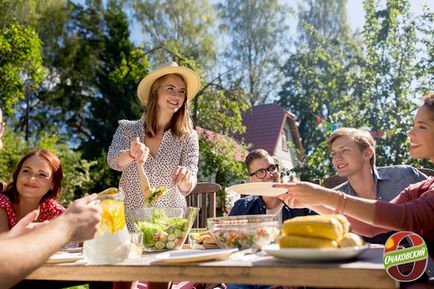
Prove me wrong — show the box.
[383,231,428,282]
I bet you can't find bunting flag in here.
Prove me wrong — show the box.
[314,115,395,139]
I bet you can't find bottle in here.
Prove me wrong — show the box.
[83,188,130,264]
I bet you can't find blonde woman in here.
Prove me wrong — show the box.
[108,62,200,216]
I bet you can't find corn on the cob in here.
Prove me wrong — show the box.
[282,215,348,241]
[338,232,365,248]
[279,235,338,249]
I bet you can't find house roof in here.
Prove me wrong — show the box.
[237,103,304,155]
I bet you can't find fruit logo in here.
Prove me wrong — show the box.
[383,231,428,282]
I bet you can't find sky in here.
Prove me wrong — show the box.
[130,0,433,47]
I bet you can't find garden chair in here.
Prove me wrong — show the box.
[186,182,221,228]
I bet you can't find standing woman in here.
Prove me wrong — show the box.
[108,62,200,217]
[0,149,65,232]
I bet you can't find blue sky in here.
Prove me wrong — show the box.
[130,0,433,46]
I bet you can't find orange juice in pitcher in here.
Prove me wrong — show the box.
[83,188,130,264]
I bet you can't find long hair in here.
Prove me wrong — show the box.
[144,74,193,138]
[1,149,63,204]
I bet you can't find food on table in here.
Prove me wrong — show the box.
[279,235,338,248]
[190,230,218,248]
[208,215,279,250]
[133,208,197,251]
[338,232,365,248]
[279,215,364,249]
[145,187,169,205]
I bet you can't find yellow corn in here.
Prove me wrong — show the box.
[282,215,348,241]
[338,233,365,248]
[279,235,338,249]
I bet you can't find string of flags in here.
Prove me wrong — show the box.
[315,115,396,140]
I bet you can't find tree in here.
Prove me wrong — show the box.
[218,0,291,106]
[297,0,352,46]
[0,22,45,116]
[126,0,216,70]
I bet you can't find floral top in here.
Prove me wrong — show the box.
[0,193,65,228]
[107,119,199,216]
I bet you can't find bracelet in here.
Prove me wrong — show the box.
[128,150,135,160]
[334,191,343,214]
[334,191,347,214]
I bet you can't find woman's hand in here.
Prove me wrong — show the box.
[274,182,338,209]
[172,166,193,194]
[129,137,149,164]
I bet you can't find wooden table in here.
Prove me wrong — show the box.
[25,247,398,289]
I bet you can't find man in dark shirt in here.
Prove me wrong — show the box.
[229,149,314,224]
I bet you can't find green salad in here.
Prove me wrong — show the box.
[134,208,189,251]
[145,187,168,205]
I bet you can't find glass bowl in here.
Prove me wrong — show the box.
[207,214,279,250]
[128,207,199,251]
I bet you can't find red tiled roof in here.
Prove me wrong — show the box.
[236,103,303,155]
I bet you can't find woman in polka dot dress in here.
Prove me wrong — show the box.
[107,62,200,229]
[0,149,65,232]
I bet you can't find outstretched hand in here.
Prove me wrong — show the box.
[61,194,102,242]
[275,182,336,209]
[5,211,46,239]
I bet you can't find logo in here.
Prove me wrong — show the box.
[383,231,428,282]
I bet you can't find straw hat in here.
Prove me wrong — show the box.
[137,61,201,106]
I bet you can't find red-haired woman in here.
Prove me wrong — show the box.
[0,149,65,232]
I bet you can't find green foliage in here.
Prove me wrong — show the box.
[218,0,291,105]
[198,138,246,187]
[0,129,96,207]
[0,22,45,114]
[127,0,216,70]
[279,0,431,179]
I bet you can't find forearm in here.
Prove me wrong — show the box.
[0,218,71,289]
[117,150,134,167]
[309,205,334,215]
[340,194,377,224]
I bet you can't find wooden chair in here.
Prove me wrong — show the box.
[323,175,347,189]
[419,167,434,177]
[186,182,221,228]
[323,167,434,189]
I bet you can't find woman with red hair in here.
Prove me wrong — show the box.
[0,149,65,232]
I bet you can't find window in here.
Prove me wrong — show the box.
[282,129,289,152]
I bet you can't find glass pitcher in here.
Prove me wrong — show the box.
[83,188,130,264]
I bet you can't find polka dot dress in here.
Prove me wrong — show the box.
[107,119,199,229]
[0,193,65,228]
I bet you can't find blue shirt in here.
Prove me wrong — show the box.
[334,165,428,244]
[229,195,315,220]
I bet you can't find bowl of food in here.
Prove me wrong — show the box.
[207,215,279,250]
[128,207,199,251]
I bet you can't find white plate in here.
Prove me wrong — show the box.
[47,252,83,264]
[227,182,287,197]
[155,248,238,264]
[263,244,369,261]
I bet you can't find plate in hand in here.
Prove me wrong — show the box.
[263,244,369,261]
[227,182,287,197]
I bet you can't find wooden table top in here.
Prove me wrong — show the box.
[26,247,398,289]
